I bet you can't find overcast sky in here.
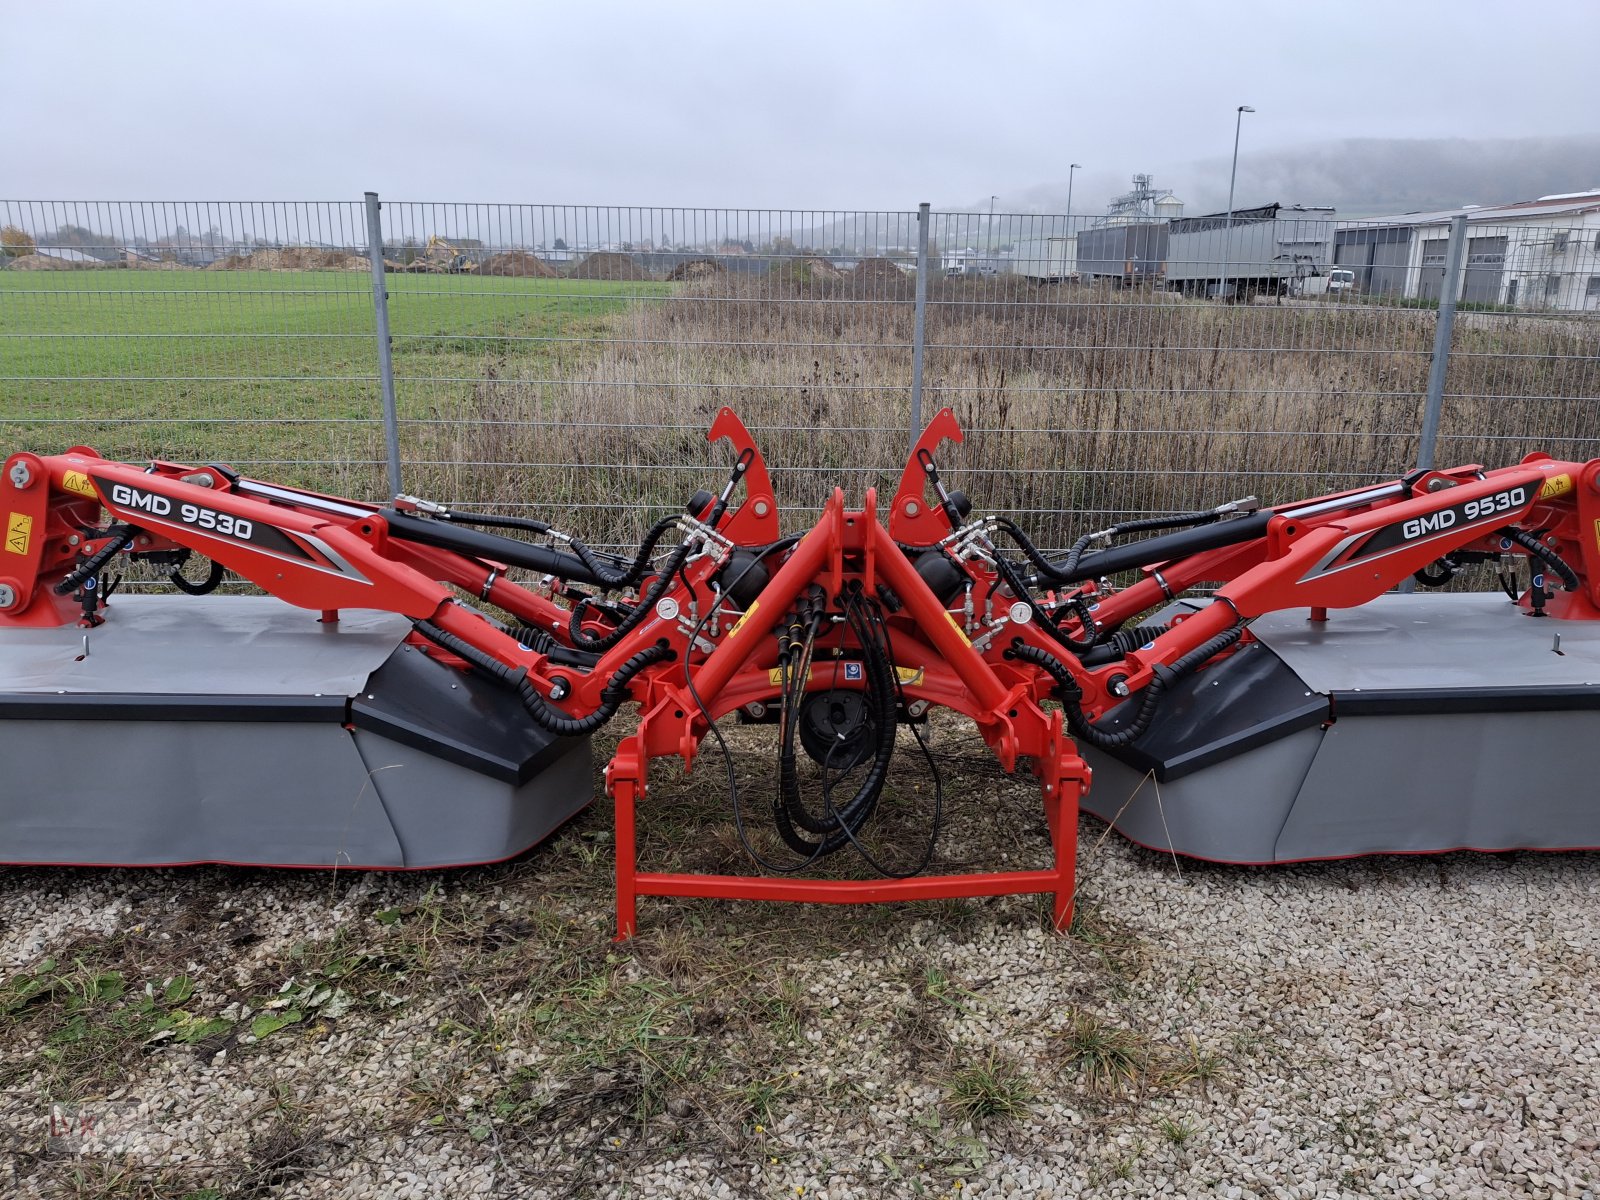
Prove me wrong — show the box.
[7,0,1597,213]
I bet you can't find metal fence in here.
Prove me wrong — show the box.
[3,195,1599,557]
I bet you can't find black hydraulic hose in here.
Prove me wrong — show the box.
[413,618,672,737]
[384,509,606,586]
[55,525,136,595]
[569,539,694,652]
[168,556,226,596]
[1011,623,1245,750]
[1032,512,1275,586]
[564,515,681,589]
[987,540,1100,656]
[1502,527,1580,592]
[433,507,676,588]
[1077,622,1174,667]
[997,510,1230,585]
[773,594,899,857]
[513,643,673,737]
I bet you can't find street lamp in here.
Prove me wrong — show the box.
[1066,163,1082,219]
[1223,106,1254,300]
[1226,106,1254,227]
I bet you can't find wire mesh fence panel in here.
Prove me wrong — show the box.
[376,204,921,549]
[4,195,1598,567]
[1432,218,1600,469]
[0,200,384,496]
[918,206,1600,555]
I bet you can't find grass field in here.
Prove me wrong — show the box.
[3,267,1598,549]
[0,270,670,493]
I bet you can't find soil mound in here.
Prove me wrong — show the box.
[849,257,912,293]
[568,251,652,281]
[666,258,725,282]
[479,251,560,278]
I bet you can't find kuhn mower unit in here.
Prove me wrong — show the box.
[3,409,1598,934]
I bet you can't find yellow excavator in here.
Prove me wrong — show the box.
[398,235,478,274]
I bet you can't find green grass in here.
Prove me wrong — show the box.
[0,270,670,491]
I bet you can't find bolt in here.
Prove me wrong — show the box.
[68,535,81,546]
[0,584,14,609]
[905,500,921,517]
[1426,477,1451,492]
[1108,675,1131,698]
[746,701,767,718]
[7,461,31,490]
[907,699,929,718]
[753,499,770,517]
[549,677,570,701]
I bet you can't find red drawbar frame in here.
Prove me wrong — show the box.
[604,485,1089,938]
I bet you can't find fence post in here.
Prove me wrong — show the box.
[1416,212,1469,471]
[363,190,404,498]
[909,202,930,448]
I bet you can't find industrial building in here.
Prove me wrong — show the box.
[1334,190,1600,310]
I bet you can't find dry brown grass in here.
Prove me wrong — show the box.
[403,274,1600,550]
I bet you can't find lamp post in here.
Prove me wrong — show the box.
[1066,163,1081,218]
[1222,105,1254,300]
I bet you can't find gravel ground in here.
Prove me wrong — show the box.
[2,719,1597,1199]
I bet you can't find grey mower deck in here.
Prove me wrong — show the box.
[1080,592,1600,862]
[0,595,592,868]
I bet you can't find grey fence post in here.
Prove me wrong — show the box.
[1416,212,1469,472]
[363,191,404,498]
[909,202,931,447]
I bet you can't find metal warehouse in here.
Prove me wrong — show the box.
[1335,190,1600,310]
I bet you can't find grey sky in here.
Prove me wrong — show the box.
[7,0,1597,212]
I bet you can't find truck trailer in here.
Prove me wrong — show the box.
[1008,235,1077,283]
[1075,223,1169,286]
[1164,203,1336,300]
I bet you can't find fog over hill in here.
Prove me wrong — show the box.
[973,135,1600,219]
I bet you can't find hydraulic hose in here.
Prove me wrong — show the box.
[773,593,899,858]
[414,618,673,737]
[55,525,137,595]
[168,555,226,596]
[569,539,694,651]
[1502,527,1580,592]
[996,510,1228,585]
[1010,623,1244,750]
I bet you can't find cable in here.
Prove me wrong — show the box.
[432,509,679,590]
[808,591,944,878]
[54,525,137,595]
[569,539,694,652]
[678,536,830,875]
[1010,623,1245,750]
[1501,527,1580,592]
[412,617,672,737]
[168,554,226,595]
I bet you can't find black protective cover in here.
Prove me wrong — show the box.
[1093,641,1329,781]
[351,645,575,785]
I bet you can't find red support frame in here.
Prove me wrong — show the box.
[605,486,1089,938]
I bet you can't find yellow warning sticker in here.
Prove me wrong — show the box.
[943,610,971,646]
[5,512,32,556]
[766,664,925,687]
[62,470,98,499]
[1540,473,1574,500]
[726,599,759,640]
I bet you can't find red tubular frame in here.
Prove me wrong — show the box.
[607,487,1087,938]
